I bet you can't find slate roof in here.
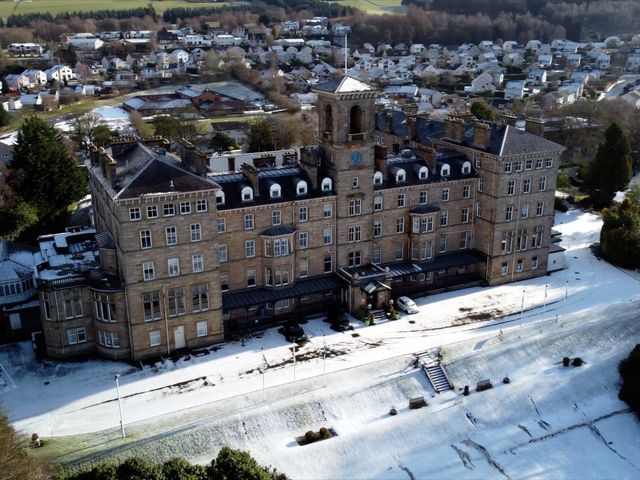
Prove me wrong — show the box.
[410,204,440,214]
[260,225,296,236]
[313,75,373,94]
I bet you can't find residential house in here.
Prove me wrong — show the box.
[7,43,42,56]
[5,74,30,91]
[23,69,47,87]
[45,65,74,83]
[505,80,526,100]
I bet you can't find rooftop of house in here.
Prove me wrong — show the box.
[34,229,100,282]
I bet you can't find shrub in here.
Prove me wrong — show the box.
[563,357,571,367]
[572,357,584,367]
[116,457,162,480]
[555,197,568,212]
[619,344,640,419]
[319,427,331,439]
[305,430,316,443]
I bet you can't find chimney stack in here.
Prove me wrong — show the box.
[472,122,491,149]
[178,138,208,176]
[500,113,517,127]
[444,116,465,143]
[241,163,260,192]
[525,117,545,137]
[0,241,8,261]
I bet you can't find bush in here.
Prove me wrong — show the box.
[563,357,571,367]
[555,197,568,212]
[619,344,640,419]
[572,357,584,367]
[319,427,330,439]
[305,430,316,443]
[116,457,162,480]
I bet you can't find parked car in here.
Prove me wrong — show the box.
[279,321,307,342]
[330,312,354,332]
[396,296,419,314]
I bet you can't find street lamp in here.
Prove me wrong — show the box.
[114,374,125,439]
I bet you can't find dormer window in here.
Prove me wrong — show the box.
[373,171,383,185]
[396,168,406,183]
[462,161,471,175]
[419,166,428,180]
[241,186,253,202]
[270,183,281,199]
[296,180,307,195]
[321,177,332,192]
[215,191,225,205]
[440,164,450,177]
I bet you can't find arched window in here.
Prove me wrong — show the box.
[324,104,333,134]
[215,190,225,205]
[321,177,333,192]
[241,186,253,202]
[373,171,383,185]
[440,164,450,177]
[296,180,308,195]
[462,161,471,174]
[396,168,406,183]
[350,105,363,134]
[419,166,429,180]
[270,183,281,199]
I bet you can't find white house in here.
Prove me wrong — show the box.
[170,49,190,64]
[45,65,74,83]
[566,53,582,67]
[5,74,30,90]
[538,53,553,67]
[281,21,300,33]
[627,54,640,72]
[465,71,497,93]
[67,36,104,50]
[502,41,519,53]
[23,69,47,86]
[526,40,542,52]
[410,44,425,54]
[505,80,526,100]
[8,43,43,56]
[503,52,524,67]
[596,54,611,70]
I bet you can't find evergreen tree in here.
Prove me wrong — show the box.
[583,122,632,209]
[0,103,10,127]
[9,116,87,217]
[470,99,495,121]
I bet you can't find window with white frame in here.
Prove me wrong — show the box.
[461,208,469,223]
[419,191,428,204]
[149,330,161,347]
[478,177,484,192]
[190,223,202,242]
[507,180,515,196]
[374,196,383,211]
[67,327,87,345]
[140,230,152,249]
[523,178,531,193]
[545,158,553,168]
[516,259,524,272]
[143,261,155,281]
[438,235,449,253]
[463,185,470,198]
[247,269,256,288]
[394,243,404,261]
[244,213,254,230]
[323,203,333,218]
[348,251,361,267]
[147,205,158,218]
[168,257,180,277]
[395,169,406,183]
[501,231,513,253]
[241,186,253,202]
[180,201,191,214]
[349,199,362,216]
[94,292,116,322]
[167,287,186,317]
[372,245,381,264]
[299,206,308,222]
[197,321,208,337]
[515,161,523,172]
[440,164,450,177]
[532,226,543,248]
[143,292,162,321]
[300,258,309,278]
[442,188,450,201]
[165,226,177,246]
[525,159,533,170]
[462,161,471,174]
[476,201,482,217]
[531,256,538,269]
[98,330,120,349]
[440,210,448,227]
[192,284,209,312]
[218,244,227,262]
[299,231,308,249]
[373,171,384,185]
[419,166,428,180]
[196,199,207,212]
[459,231,468,249]
[270,183,281,198]
[535,158,543,169]
[348,225,362,242]
[397,193,405,208]
[192,253,205,271]
[396,217,405,233]
[272,210,281,225]
[217,218,226,233]
[323,228,333,245]
[352,176,359,188]
[504,162,512,173]
[220,274,229,292]
[539,176,547,191]
[501,262,509,276]
[245,240,255,258]
[321,177,332,192]
[536,201,544,216]
[521,203,529,218]
[216,191,225,205]
[374,220,382,237]
[163,203,175,216]
[129,207,141,221]
[505,205,513,221]
[296,180,307,195]
[516,228,528,251]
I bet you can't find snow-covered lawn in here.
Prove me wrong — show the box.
[1,208,640,477]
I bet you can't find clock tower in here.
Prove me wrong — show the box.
[312,76,377,269]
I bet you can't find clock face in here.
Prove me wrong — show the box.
[350,150,363,166]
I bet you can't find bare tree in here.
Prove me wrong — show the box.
[71,112,105,151]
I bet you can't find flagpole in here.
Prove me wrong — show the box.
[261,347,266,401]
[323,334,327,388]
[542,284,548,321]
[292,341,296,395]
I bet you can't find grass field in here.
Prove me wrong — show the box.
[0,0,229,18]
[337,0,406,15]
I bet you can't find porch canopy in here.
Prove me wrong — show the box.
[222,275,345,310]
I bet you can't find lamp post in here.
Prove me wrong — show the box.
[542,284,548,321]
[520,289,525,328]
[322,334,327,388]
[292,341,296,395]
[114,374,125,439]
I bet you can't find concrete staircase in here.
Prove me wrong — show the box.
[417,353,453,393]
[371,309,387,323]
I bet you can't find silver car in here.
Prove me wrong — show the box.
[396,296,419,314]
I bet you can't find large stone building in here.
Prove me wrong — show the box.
[36,76,564,361]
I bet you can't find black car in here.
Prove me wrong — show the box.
[279,322,307,342]
[330,313,353,332]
